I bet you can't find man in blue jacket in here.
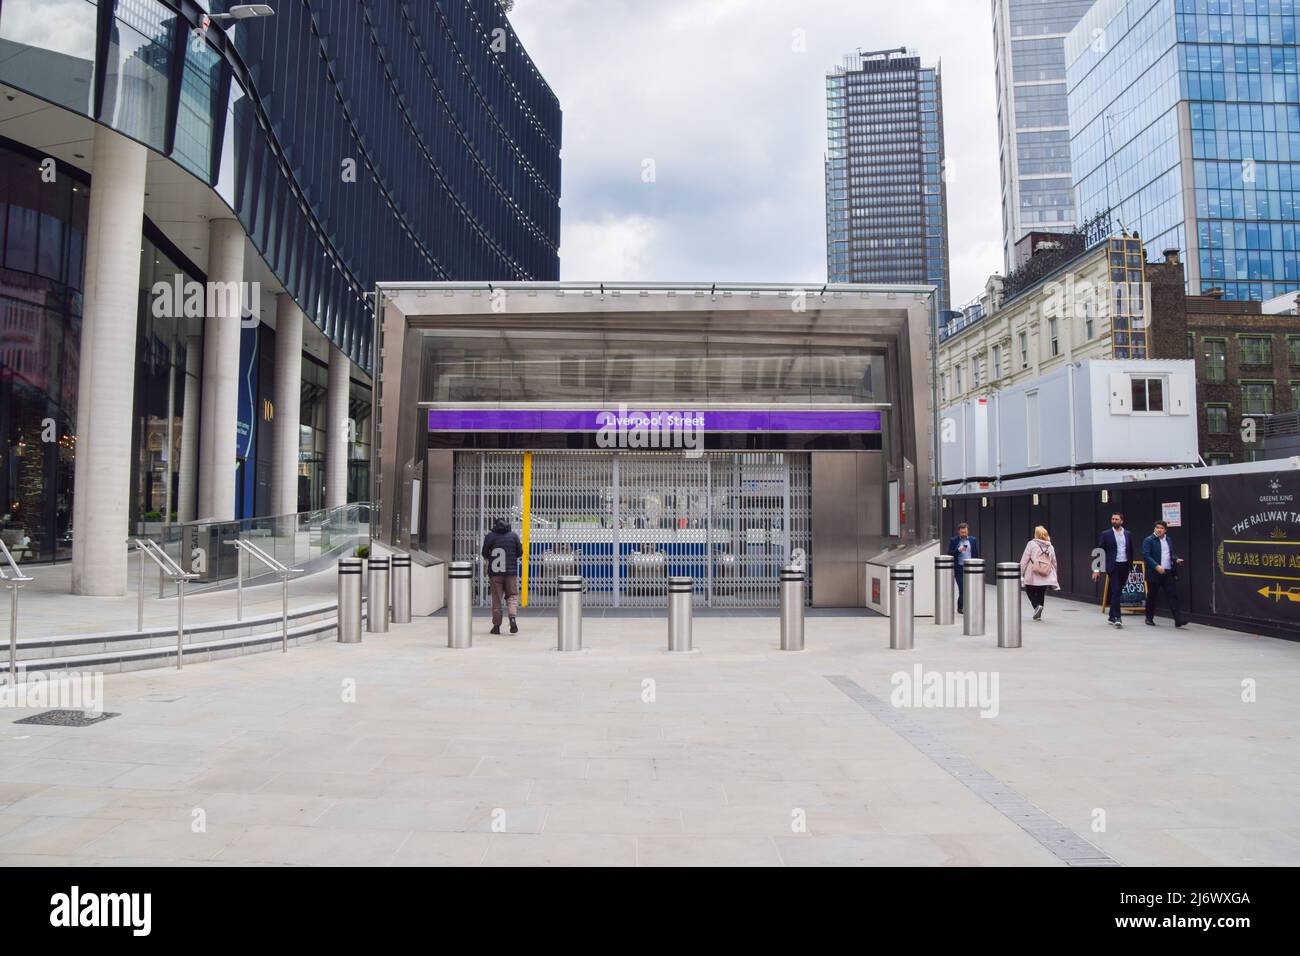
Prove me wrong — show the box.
[947,522,980,614]
[1092,512,1136,628]
[1141,520,1188,627]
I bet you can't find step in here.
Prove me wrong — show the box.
[13,602,340,662]
[13,611,374,676]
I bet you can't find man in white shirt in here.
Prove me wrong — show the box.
[1093,512,1136,627]
[1142,520,1187,627]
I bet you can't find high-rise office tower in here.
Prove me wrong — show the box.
[826,49,951,311]
[991,0,1097,272]
[1067,0,1300,301]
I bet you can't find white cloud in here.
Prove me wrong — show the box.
[510,0,1003,303]
[561,213,662,281]
[0,0,97,57]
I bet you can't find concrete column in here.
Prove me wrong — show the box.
[197,218,244,520]
[271,295,304,517]
[176,334,201,523]
[71,127,148,596]
[325,346,351,509]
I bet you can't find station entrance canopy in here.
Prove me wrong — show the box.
[373,283,937,607]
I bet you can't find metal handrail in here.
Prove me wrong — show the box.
[228,538,303,654]
[0,539,34,684]
[134,537,186,578]
[132,539,198,670]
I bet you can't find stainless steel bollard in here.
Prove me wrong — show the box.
[779,565,805,651]
[667,576,693,652]
[934,555,955,625]
[366,555,390,633]
[337,558,363,643]
[390,553,411,624]
[962,558,986,636]
[447,561,473,649]
[557,574,583,651]
[889,565,915,649]
[996,561,1023,648]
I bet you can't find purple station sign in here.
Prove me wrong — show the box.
[427,408,883,433]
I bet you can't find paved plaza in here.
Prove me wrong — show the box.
[1,591,1298,867]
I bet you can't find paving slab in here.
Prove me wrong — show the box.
[1,589,1297,866]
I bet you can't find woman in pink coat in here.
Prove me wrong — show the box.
[1019,525,1060,621]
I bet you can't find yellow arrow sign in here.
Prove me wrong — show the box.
[1257,583,1300,603]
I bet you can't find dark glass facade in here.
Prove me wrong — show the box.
[0,0,559,558]
[0,0,563,374]
[825,50,950,311]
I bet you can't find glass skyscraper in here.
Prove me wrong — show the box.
[826,49,950,311]
[991,0,1097,271]
[1067,0,1300,301]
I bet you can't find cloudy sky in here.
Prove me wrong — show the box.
[509,0,1002,306]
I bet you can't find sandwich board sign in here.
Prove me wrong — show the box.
[1102,563,1147,614]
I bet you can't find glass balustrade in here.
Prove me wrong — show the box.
[137,503,370,591]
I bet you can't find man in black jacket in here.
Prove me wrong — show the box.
[481,518,523,635]
[1141,520,1187,628]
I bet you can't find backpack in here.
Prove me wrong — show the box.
[1031,543,1052,576]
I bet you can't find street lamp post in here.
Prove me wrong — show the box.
[209,5,275,21]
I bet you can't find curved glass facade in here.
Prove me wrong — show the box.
[0,0,562,373]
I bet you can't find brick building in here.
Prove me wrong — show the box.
[1149,250,1300,465]
[940,239,1300,468]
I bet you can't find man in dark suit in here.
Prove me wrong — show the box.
[947,522,980,614]
[1092,512,1136,628]
[1142,520,1188,627]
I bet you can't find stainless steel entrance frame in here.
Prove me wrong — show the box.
[452,451,812,609]
[373,283,940,568]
